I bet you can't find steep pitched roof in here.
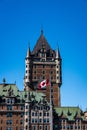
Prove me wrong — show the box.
[32,32,52,54]
[0,84,48,103]
[0,84,19,97]
[54,107,85,121]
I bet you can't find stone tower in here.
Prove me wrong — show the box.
[24,30,62,107]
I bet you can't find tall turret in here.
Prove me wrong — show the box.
[24,47,32,91]
[55,47,62,86]
[55,47,62,106]
[24,32,62,107]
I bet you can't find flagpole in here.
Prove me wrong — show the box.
[50,78,53,130]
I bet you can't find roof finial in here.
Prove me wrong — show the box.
[41,24,44,35]
[26,42,31,58]
[41,29,43,35]
[56,42,61,59]
[3,78,6,87]
[3,78,6,84]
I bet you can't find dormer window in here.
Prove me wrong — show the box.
[42,53,45,57]
[8,88,14,97]
[42,59,45,62]
[7,98,14,104]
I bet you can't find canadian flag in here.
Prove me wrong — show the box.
[38,79,50,89]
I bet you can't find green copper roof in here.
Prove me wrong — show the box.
[0,84,47,103]
[0,84,19,96]
[54,107,85,121]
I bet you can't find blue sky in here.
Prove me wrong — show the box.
[0,0,87,110]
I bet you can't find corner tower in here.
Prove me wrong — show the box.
[24,31,62,107]
[24,47,33,91]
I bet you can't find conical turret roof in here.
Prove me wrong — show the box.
[26,47,31,58]
[56,47,61,59]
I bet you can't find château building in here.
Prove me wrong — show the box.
[0,30,87,130]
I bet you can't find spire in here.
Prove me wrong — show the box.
[56,46,61,59]
[26,45,31,58]
[41,29,43,35]
[41,24,44,35]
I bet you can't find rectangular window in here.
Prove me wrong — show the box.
[47,119,49,123]
[7,113,12,117]
[39,125,42,130]
[43,65,45,68]
[6,120,12,125]
[57,71,59,74]
[20,128,23,130]
[33,126,36,130]
[57,65,58,68]
[47,112,49,116]
[26,119,28,122]
[42,59,45,61]
[50,71,53,74]
[44,113,46,116]
[35,112,37,116]
[26,111,28,115]
[39,119,42,123]
[32,112,34,116]
[16,127,18,130]
[35,119,38,123]
[26,105,28,109]
[20,120,23,124]
[51,76,53,80]
[39,112,42,116]
[20,106,24,110]
[34,76,36,79]
[43,76,45,79]
[32,119,34,123]
[7,105,12,110]
[6,127,12,130]
[26,125,28,129]
[51,89,53,92]
[20,113,24,117]
[44,126,48,130]
[57,76,59,79]
[42,53,45,57]
[42,71,45,74]
[43,119,46,123]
